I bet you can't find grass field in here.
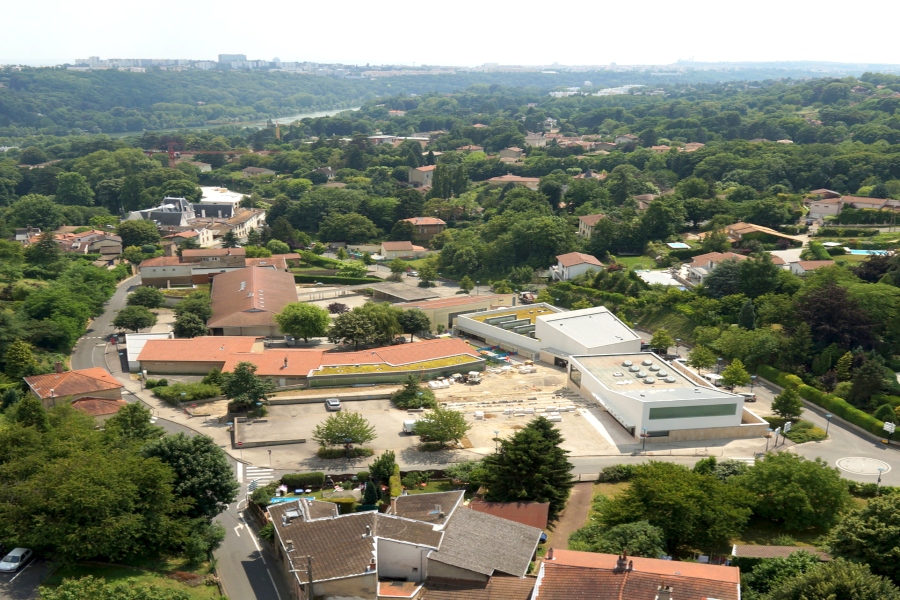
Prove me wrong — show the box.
[43,557,221,599]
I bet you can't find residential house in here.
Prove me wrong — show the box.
[632,193,658,210]
[593,141,617,152]
[314,166,336,180]
[14,227,41,243]
[207,266,299,337]
[222,208,266,241]
[615,133,638,145]
[686,252,747,285]
[789,260,835,276]
[533,549,740,600]
[409,165,436,188]
[161,227,215,248]
[71,397,128,422]
[683,142,705,152]
[138,256,195,287]
[182,247,247,268]
[485,174,541,191]
[809,188,841,199]
[808,198,842,220]
[524,133,546,147]
[401,217,446,242]
[732,545,830,561]
[550,252,603,281]
[724,222,803,246]
[577,214,605,239]
[498,147,524,159]
[456,145,484,153]
[650,145,671,153]
[572,169,606,181]
[467,500,549,530]
[241,166,276,178]
[420,575,535,600]
[841,195,900,211]
[388,109,407,117]
[24,366,124,409]
[381,241,429,260]
[126,196,194,226]
[265,490,542,600]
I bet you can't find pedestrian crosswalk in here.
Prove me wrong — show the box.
[243,465,275,485]
[150,416,158,424]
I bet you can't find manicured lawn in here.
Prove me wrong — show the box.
[730,517,826,548]
[43,558,221,599]
[592,481,631,498]
[618,256,656,270]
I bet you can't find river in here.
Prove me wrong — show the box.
[107,107,360,138]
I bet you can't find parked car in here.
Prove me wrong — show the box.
[325,398,341,411]
[402,420,418,434]
[0,548,33,573]
[408,270,418,277]
[739,392,757,402]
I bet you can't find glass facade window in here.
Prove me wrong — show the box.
[569,366,582,388]
[648,403,737,420]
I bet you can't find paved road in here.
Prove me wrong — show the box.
[63,275,286,600]
[0,560,51,600]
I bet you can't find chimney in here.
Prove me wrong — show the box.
[284,356,289,369]
[164,243,177,257]
[54,361,63,374]
[614,552,628,573]
[390,497,398,514]
[364,525,371,537]
[546,547,554,561]
[656,585,673,600]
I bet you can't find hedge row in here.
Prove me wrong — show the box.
[816,227,879,238]
[389,464,402,498]
[281,472,325,489]
[293,274,381,285]
[757,365,885,436]
[327,497,357,515]
[153,382,221,404]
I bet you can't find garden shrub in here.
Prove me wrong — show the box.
[153,382,221,404]
[316,447,374,459]
[327,497,357,515]
[281,472,326,489]
[401,471,433,488]
[356,470,369,481]
[389,464,402,498]
[784,420,827,444]
[598,464,638,482]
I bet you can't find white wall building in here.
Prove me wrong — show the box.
[198,186,245,208]
[456,305,642,363]
[567,353,768,443]
[550,252,604,281]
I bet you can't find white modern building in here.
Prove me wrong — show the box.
[456,304,641,364]
[567,353,768,442]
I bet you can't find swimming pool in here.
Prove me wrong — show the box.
[848,249,890,255]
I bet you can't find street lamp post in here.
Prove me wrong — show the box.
[675,338,681,357]
[750,375,757,394]
[494,430,500,453]
[825,414,833,437]
[641,428,648,451]
[716,358,723,374]
[765,428,773,452]
[877,467,885,493]
[476,281,480,296]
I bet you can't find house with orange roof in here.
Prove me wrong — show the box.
[401,216,446,242]
[24,365,124,409]
[498,147,524,160]
[577,214,605,239]
[207,267,299,337]
[550,252,603,281]
[409,165,436,188]
[398,294,515,332]
[686,252,747,285]
[71,397,128,421]
[789,259,835,276]
[485,174,541,191]
[533,549,740,600]
[381,241,429,260]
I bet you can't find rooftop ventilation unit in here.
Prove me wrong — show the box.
[629,365,640,372]
[638,371,648,378]
[665,376,676,383]
[642,359,653,366]
[657,371,668,377]
[622,360,633,367]
[644,377,656,384]
[613,372,624,377]
[649,365,660,372]
[239,282,246,291]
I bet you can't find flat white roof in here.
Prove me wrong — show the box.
[537,307,640,348]
[199,186,244,205]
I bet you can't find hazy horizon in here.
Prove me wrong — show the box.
[5,0,900,68]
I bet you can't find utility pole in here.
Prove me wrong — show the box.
[307,555,314,600]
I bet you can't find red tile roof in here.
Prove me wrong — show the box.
[25,368,124,399]
[556,252,603,268]
[402,217,446,226]
[689,252,747,267]
[796,260,835,271]
[182,247,246,258]
[139,256,185,267]
[487,174,540,184]
[71,397,128,417]
[468,499,549,530]
[138,336,258,362]
[382,241,416,251]
[534,550,740,600]
[414,165,437,172]
[207,267,299,328]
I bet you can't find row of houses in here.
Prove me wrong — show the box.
[806,188,900,220]
[686,251,834,285]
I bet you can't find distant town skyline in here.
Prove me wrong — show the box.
[4,0,900,68]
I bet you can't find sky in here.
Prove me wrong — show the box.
[4,0,900,67]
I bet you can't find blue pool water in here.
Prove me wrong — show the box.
[848,249,890,255]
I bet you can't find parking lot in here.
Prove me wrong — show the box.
[0,558,49,600]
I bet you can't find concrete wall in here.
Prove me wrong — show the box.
[426,559,487,582]
[376,538,431,583]
[564,263,602,281]
[219,325,280,337]
[536,324,640,357]
[41,387,123,410]
[456,315,542,357]
[140,360,225,375]
[315,573,377,599]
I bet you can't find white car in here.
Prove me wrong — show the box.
[0,548,33,573]
[408,270,418,277]
[325,398,341,411]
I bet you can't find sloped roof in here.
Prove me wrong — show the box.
[421,576,536,600]
[138,336,258,362]
[689,252,747,268]
[182,247,246,259]
[382,241,416,251]
[428,507,542,577]
[796,260,835,271]
[400,294,509,310]
[393,491,464,524]
[556,252,603,268]
[139,256,186,268]
[402,217,446,226]
[71,397,128,417]
[207,267,298,328]
[25,368,123,399]
[577,214,605,227]
[414,165,437,172]
[468,499,550,530]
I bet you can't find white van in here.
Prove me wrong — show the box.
[402,420,418,434]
